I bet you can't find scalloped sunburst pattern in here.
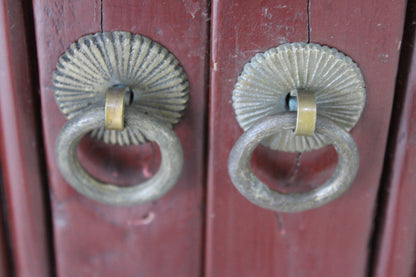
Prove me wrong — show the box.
[53,32,189,145]
[233,43,366,152]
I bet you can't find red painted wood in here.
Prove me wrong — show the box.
[32,0,208,276]
[0,193,10,277]
[206,0,407,276]
[0,0,52,276]
[373,2,416,276]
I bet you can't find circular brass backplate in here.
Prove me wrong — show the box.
[232,42,366,152]
[53,32,189,145]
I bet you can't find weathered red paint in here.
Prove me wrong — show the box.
[373,2,416,276]
[16,0,414,275]
[32,0,209,276]
[309,0,407,274]
[0,0,52,276]
[206,0,407,276]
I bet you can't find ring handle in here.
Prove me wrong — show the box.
[228,113,359,212]
[56,105,183,206]
[53,32,189,205]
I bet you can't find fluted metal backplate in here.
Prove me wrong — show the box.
[53,32,189,145]
[233,43,366,152]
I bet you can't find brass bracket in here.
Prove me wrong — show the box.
[105,87,128,131]
[290,89,317,136]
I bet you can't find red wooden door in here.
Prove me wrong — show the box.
[373,2,416,276]
[206,0,408,276]
[0,0,415,277]
[31,0,209,276]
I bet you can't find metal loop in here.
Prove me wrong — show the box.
[105,86,127,131]
[56,105,183,206]
[228,113,359,212]
[292,89,317,136]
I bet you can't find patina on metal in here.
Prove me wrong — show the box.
[53,31,189,146]
[232,42,366,152]
[56,106,184,206]
[53,32,188,205]
[291,89,317,136]
[228,113,359,213]
[229,43,366,212]
[105,86,128,131]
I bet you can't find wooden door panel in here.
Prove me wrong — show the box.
[206,0,407,276]
[20,0,413,276]
[32,1,209,276]
[373,2,416,276]
[206,1,308,276]
[0,0,51,276]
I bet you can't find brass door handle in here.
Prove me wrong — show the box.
[56,105,183,205]
[228,43,366,212]
[53,32,189,205]
[228,113,358,212]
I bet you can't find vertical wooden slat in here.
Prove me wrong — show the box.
[308,0,407,274]
[32,0,209,276]
[206,0,407,276]
[373,2,416,276]
[0,183,11,277]
[0,234,9,277]
[0,0,52,276]
[206,1,309,276]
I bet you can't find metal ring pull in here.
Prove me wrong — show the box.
[53,32,189,205]
[228,113,359,212]
[56,106,183,205]
[230,43,366,212]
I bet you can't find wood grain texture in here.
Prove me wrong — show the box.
[206,0,407,276]
[0,0,52,276]
[32,0,208,276]
[373,2,416,276]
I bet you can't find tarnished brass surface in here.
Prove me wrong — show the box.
[105,87,127,131]
[232,42,366,152]
[53,32,188,205]
[229,43,365,212]
[293,89,317,136]
[228,113,359,212]
[55,106,183,206]
[53,31,189,146]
